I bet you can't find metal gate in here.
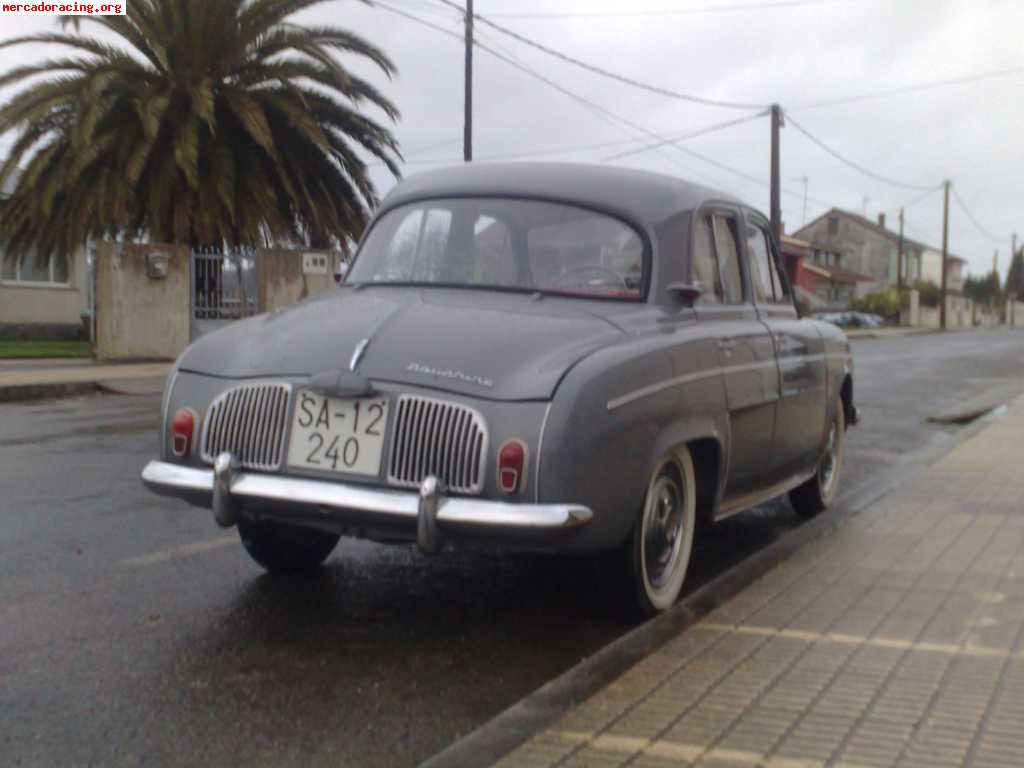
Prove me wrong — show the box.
[190,248,260,340]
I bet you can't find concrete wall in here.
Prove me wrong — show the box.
[258,249,339,313]
[0,247,89,338]
[910,295,992,329]
[1008,301,1024,328]
[95,242,190,360]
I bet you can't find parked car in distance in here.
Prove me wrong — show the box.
[142,163,857,616]
[814,311,883,329]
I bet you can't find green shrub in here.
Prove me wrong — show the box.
[850,288,903,323]
[912,280,941,307]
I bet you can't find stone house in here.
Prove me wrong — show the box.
[782,234,873,310]
[794,208,964,296]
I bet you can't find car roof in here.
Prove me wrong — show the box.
[379,162,747,228]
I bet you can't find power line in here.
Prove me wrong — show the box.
[434,0,768,110]
[375,2,742,189]
[468,28,731,186]
[375,2,880,214]
[785,113,940,192]
[372,3,705,175]
[486,0,842,19]
[789,65,1024,111]
[952,185,1008,242]
[887,184,944,215]
[603,111,769,161]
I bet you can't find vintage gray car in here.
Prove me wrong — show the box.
[142,163,856,616]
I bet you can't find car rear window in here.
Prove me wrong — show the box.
[349,198,646,299]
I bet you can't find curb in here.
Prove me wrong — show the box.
[0,381,100,403]
[846,328,940,340]
[420,406,1014,768]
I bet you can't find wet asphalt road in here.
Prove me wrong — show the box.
[3,328,1024,768]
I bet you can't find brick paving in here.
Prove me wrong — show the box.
[495,405,1024,768]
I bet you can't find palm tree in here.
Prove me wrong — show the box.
[0,0,401,262]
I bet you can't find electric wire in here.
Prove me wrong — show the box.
[602,111,769,161]
[785,113,940,192]
[372,1,712,182]
[952,186,1008,242]
[486,0,842,20]
[434,0,769,110]
[789,66,1024,111]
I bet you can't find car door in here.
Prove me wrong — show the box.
[692,208,781,502]
[743,212,827,475]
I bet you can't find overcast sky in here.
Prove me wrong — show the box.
[1,0,1021,278]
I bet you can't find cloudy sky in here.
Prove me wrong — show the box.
[1,0,1021,278]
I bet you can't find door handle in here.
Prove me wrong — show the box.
[718,338,736,353]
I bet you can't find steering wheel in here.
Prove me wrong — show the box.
[551,265,628,290]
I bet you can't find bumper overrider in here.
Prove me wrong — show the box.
[141,453,593,553]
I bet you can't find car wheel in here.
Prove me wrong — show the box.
[790,397,845,519]
[628,448,697,618]
[237,519,340,574]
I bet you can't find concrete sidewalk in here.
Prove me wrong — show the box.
[495,407,1024,768]
[0,361,171,402]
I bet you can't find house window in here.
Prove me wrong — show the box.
[0,251,70,285]
[828,216,839,236]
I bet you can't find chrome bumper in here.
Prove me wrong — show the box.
[141,456,592,551]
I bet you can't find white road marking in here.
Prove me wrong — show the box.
[123,535,237,567]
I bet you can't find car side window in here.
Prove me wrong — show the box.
[711,214,743,303]
[745,221,791,304]
[765,232,792,303]
[744,223,775,303]
[691,216,723,304]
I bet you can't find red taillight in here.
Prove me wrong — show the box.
[170,408,196,457]
[498,440,527,494]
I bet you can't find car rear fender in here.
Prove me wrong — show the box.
[648,417,728,522]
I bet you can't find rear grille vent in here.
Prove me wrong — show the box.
[200,383,291,470]
[388,396,487,494]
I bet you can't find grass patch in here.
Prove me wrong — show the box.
[0,340,93,359]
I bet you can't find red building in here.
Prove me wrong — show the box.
[780,234,874,311]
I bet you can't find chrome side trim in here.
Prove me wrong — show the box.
[716,468,816,521]
[140,460,592,532]
[606,353,852,411]
[606,359,778,411]
[534,402,553,503]
[159,368,179,460]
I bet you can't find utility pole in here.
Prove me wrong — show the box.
[897,207,905,295]
[463,0,473,162]
[770,104,782,242]
[940,179,951,330]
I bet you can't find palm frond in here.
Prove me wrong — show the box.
[1,0,400,258]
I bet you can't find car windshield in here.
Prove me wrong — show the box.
[348,197,645,299]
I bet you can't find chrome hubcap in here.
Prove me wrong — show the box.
[644,476,684,589]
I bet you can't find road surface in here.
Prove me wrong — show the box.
[3,328,1023,767]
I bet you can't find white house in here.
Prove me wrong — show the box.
[0,171,90,339]
[919,246,966,293]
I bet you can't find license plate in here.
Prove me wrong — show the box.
[286,391,390,477]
